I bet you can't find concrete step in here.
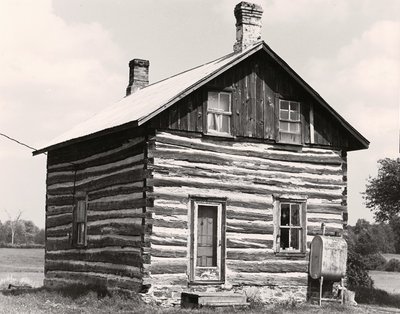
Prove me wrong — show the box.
[181,292,249,308]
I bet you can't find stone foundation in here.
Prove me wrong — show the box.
[142,284,308,307]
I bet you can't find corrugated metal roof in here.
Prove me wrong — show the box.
[34,40,369,155]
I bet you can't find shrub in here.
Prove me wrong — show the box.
[362,253,386,270]
[346,244,373,288]
[377,258,400,272]
[353,286,400,307]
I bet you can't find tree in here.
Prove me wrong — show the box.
[364,158,400,222]
[4,209,22,245]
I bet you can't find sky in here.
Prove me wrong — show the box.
[0,0,399,229]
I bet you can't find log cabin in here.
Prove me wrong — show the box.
[33,1,369,306]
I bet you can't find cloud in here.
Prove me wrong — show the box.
[304,20,400,223]
[0,0,125,227]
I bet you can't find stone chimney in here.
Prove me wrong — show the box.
[126,59,149,96]
[233,2,263,53]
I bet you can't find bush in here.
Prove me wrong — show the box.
[362,253,387,270]
[377,258,400,272]
[353,286,400,307]
[346,238,374,288]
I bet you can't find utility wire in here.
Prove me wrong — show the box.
[0,132,38,151]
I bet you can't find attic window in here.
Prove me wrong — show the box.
[207,91,232,135]
[279,100,301,144]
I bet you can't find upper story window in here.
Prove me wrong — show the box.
[207,91,232,135]
[275,200,306,254]
[279,100,301,144]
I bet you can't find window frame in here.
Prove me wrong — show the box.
[274,198,307,256]
[278,99,302,144]
[206,90,232,136]
[72,195,88,248]
[189,196,226,284]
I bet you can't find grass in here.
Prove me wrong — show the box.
[0,287,373,314]
[0,248,44,288]
[369,270,400,294]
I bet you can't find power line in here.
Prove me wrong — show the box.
[0,132,37,151]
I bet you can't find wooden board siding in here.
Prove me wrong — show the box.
[45,128,149,292]
[148,50,356,150]
[145,130,347,288]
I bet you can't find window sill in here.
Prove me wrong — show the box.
[204,132,234,139]
[189,281,225,286]
[275,252,307,258]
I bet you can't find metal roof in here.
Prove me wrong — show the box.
[34,41,369,155]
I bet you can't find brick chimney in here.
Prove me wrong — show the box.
[233,2,263,53]
[126,59,149,96]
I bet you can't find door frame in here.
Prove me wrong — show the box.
[189,196,226,284]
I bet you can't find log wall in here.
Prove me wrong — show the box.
[145,130,347,302]
[44,128,149,292]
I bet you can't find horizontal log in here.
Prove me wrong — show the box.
[48,136,145,171]
[227,237,272,249]
[47,154,145,186]
[87,209,149,222]
[228,271,308,286]
[87,222,146,237]
[152,217,187,229]
[227,248,308,261]
[145,258,187,274]
[150,176,343,201]
[154,132,343,165]
[47,213,72,229]
[151,245,187,258]
[88,198,148,211]
[227,209,273,221]
[48,168,150,195]
[88,182,145,201]
[226,260,308,273]
[46,248,142,266]
[47,205,73,216]
[307,203,346,214]
[226,219,274,234]
[47,224,72,237]
[151,234,187,246]
[46,259,142,279]
[150,204,188,216]
[45,270,142,291]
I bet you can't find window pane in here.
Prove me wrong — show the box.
[290,229,300,250]
[207,113,216,131]
[290,111,300,121]
[280,121,289,132]
[220,115,230,133]
[219,93,230,111]
[280,228,289,250]
[281,204,290,226]
[289,122,300,133]
[197,205,218,267]
[290,102,299,112]
[208,92,219,110]
[280,101,289,110]
[291,204,300,226]
[77,223,85,245]
[280,110,289,120]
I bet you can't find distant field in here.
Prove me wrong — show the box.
[382,253,400,262]
[370,270,400,294]
[0,248,44,288]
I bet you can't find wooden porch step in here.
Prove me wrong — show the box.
[181,292,249,308]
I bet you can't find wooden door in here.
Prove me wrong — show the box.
[191,201,224,282]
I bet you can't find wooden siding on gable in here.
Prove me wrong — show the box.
[44,128,149,291]
[148,50,357,151]
[144,130,347,288]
